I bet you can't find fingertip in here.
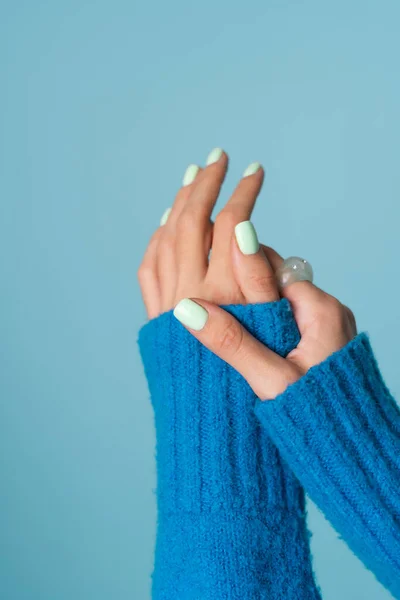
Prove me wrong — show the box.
[205,147,229,168]
[231,225,279,303]
[234,220,260,255]
[160,207,172,227]
[242,161,263,179]
[173,298,209,331]
[182,164,201,187]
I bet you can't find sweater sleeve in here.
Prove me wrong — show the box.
[138,299,321,600]
[255,332,400,598]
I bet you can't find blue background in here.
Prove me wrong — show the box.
[1,1,399,598]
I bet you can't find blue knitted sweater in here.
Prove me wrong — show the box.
[138,299,400,599]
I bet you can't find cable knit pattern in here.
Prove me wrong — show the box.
[256,332,400,599]
[138,299,321,599]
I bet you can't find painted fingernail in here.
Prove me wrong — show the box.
[243,161,261,178]
[206,147,223,166]
[182,164,200,187]
[235,220,260,255]
[173,298,209,331]
[160,207,172,226]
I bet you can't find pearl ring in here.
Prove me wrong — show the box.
[276,256,314,289]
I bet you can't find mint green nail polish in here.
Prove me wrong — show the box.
[235,220,260,255]
[243,161,261,178]
[160,207,172,226]
[206,147,223,166]
[182,164,200,187]
[173,298,209,331]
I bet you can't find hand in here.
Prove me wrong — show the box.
[138,148,282,319]
[173,230,358,400]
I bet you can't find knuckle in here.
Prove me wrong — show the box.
[247,270,276,294]
[323,294,341,312]
[149,228,162,246]
[324,296,347,324]
[214,319,244,356]
[137,263,153,282]
[177,209,202,233]
[159,232,175,254]
[214,209,239,231]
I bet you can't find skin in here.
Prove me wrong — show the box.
[138,149,357,400]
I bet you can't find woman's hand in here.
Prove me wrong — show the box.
[138,146,357,399]
[173,227,358,400]
[138,148,282,319]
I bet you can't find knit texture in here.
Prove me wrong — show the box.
[256,332,400,598]
[139,299,321,599]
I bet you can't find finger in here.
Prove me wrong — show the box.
[261,245,284,272]
[232,221,279,303]
[138,230,162,320]
[161,164,203,229]
[176,149,229,283]
[223,161,264,222]
[173,297,301,399]
[209,162,264,274]
[282,280,326,308]
[280,280,327,332]
[158,164,203,312]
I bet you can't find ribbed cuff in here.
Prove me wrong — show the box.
[255,332,400,597]
[138,299,303,517]
[139,299,322,599]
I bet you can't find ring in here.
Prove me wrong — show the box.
[276,256,314,289]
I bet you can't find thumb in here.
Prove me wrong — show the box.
[280,280,327,331]
[173,298,300,400]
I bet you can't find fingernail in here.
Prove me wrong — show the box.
[243,161,261,178]
[173,298,209,331]
[182,164,200,187]
[235,220,260,255]
[160,207,172,226]
[206,147,223,166]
